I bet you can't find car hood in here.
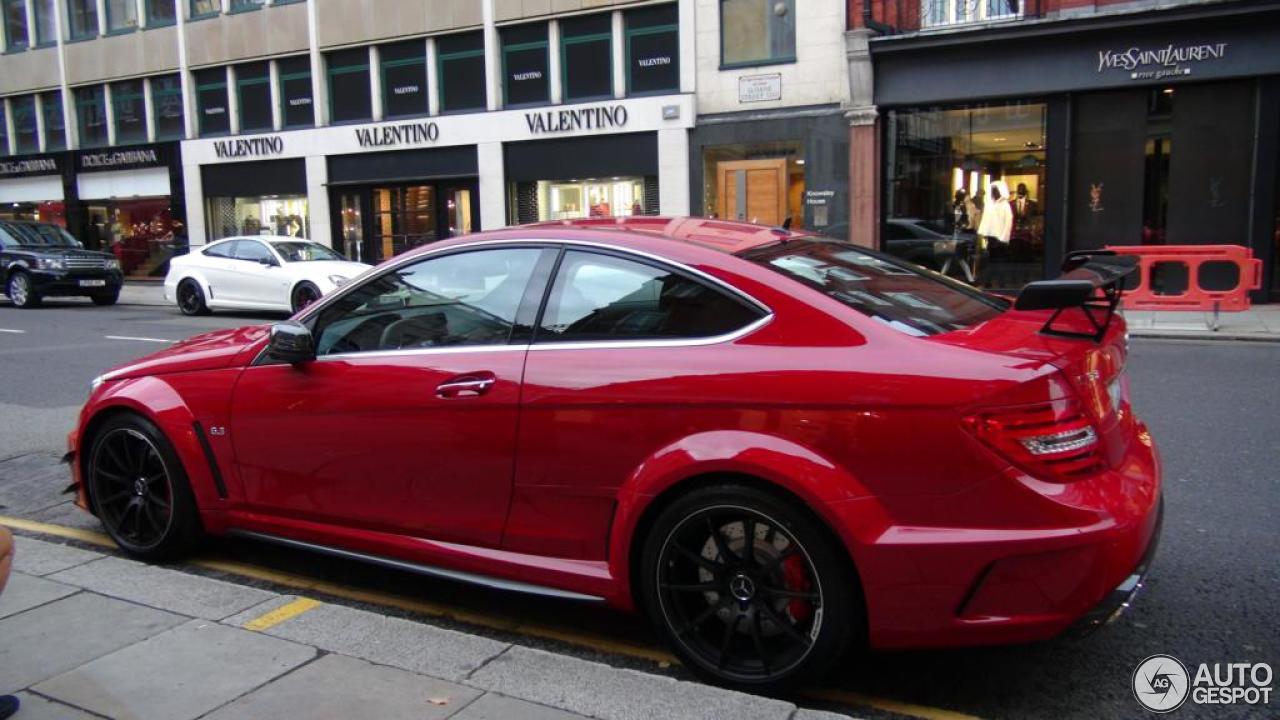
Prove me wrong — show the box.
[16,247,113,259]
[101,325,269,382]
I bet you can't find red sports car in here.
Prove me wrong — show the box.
[67,217,1161,688]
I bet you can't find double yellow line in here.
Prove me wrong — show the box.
[1,514,979,720]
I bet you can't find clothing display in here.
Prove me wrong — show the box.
[977,180,1013,244]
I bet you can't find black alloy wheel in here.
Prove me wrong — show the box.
[642,485,859,689]
[88,414,200,560]
[91,290,120,306]
[177,280,210,316]
[291,282,321,314]
[6,271,40,308]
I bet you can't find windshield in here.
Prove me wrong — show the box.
[740,238,1008,336]
[271,241,346,263]
[2,222,82,247]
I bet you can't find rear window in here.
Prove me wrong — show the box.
[741,238,1007,336]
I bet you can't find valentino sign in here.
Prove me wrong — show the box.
[213,136,284,158]
[1097,42,1228,80]
[525,104,628,135]
[354,121,440,148]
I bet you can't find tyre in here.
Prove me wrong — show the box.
[177,279,210,316]
[91,290,120,306]
[290,281,321,314]
[6,271,41,308]
[86,413,202,561]
[640,484,860,690]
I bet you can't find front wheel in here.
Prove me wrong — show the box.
[177,279,210,316]
[6,271,41,308]
[290,281,321,314]
[640,484,861,690]
[87,414,202,561]
[91,290,120,306]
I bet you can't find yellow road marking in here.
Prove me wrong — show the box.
[0,515,979,720]
[242,597,321,631]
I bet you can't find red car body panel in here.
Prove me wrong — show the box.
[70,219,1161,649]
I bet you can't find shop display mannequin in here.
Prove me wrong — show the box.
[975,180,1012,286]
[1012,183,1037,230]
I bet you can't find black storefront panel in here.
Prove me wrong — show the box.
[327,145,478,185]
[237,62,273,133]
[561,14,613,101]
[327,48,373,124]
[1069,91,1148,251]
[505,132,657,183]
[502,23,550,107]
[278,56,314,129]
[438,32,486,113]
[10,95,38,154]
[381,40,429,118]
[626,4,680,96]
[195,68,230,137]
[1166,81,1254,246]
[202,158,307,197]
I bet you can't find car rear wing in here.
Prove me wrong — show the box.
[1013,251,1139,342]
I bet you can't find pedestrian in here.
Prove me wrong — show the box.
[0,525,19,719]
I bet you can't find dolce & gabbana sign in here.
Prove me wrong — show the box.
[212,135,285,159]
[1097,42,1228,80]
[78,148,160,171]
[525,104,628,135]
[0,156,59,177]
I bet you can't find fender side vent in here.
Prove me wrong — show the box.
[192,421,228,499]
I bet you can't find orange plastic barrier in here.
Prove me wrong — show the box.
[1104,244,1262,312]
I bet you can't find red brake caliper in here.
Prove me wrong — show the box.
[781,554,814,623]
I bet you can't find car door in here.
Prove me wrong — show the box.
[196,240,242,306]
[225,238,289,308]
[228,245,553,546]
[507,248,769,560]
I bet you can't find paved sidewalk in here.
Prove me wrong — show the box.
[1123,306,1280,341]
[118,282,170,308]
[0,534,851,720]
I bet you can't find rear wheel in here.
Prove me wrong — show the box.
[640,484,860,690]
[6,271,40,308]
[177,279,210,316]
[290,281,321,314]
[87,414,201,561]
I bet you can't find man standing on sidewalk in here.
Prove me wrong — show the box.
[0,526,19,718]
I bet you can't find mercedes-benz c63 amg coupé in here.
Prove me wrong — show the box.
[67,217,1161,688]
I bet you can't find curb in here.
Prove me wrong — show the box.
[1128,331,1280,343]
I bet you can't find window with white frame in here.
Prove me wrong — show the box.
[922,0,1021,27]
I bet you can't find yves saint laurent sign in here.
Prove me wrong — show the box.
[525,105,628,135]
[354,121,440,148]
[1097,42,1228,80]
[0,156,59,177]
[212,136,285,159]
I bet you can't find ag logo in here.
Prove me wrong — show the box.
[1134,654,1190,713]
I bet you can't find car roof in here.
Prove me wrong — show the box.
[524,216,798,255]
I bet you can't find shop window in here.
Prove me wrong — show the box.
[278,56,313,128]
[514,177,651,225]
[206,195,309,240]
[626,4,679,95]
[66,0,97,39]
[33,0,55,44]
[189,0,218,18]
[3,0,28,51]
[10,95,37,153]
[437,31,486,113]
[884,103,1047,290]
[703,141,805,228]
[195,67,230,136]
[105,0,137,31]
[229,0,263,10]
[538,250,764,342]
[561,14,612,102]
[0,104,7,156]
[92,198,177,276]
[326,47,372,124]
[146,0,176,26]
[40,91,65,150]
[922,0,1020,28]
[237,61,272,132]
[74,85,108,147]
[151,73,184,140]
[380,40,428,119]
[111,79,146,144]
[501,23,549,108]
[720,0,794,68]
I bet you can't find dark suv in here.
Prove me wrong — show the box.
[0,221,123,308]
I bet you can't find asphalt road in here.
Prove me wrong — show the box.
[0,295,1276,720]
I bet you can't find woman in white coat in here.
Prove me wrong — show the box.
[975,180,1013,286]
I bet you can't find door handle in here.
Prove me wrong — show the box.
[436,373,496,399]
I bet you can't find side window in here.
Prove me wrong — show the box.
[233,240,274,263]
[202,241,237,259]
[314,248,541,356]
[537,251,764,343]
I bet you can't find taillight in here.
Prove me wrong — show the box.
[964,396,1104,482]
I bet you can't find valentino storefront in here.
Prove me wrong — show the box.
[180,93,694,262]
[870,0,1280,298]
[0,141,186,277]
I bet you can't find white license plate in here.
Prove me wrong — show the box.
[78,279,106,288]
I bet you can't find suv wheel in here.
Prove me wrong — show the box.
[91,290,120,306]
[6,270,40,308]
[640,484,861,690]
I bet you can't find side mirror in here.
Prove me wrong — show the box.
[267,321,315,364]
[258,256,278,267]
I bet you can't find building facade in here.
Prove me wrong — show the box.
[0,0,705,274]
[847,0,1280,298]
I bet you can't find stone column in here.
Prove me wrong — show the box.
[845,28,879,249]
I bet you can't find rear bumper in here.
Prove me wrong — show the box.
[1067,498,1162,637]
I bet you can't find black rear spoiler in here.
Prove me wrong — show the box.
[1013,250,1138,342]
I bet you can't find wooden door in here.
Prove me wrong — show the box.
[716,159,787,226]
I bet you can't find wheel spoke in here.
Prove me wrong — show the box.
[98,488,132,505]
[748,608,771,674]
[660,581,720,593]
[103,440,129,474]
[142,500,165,536]
[135,442,154,474]
[706,517,739,566]
[742,516,757,567]
[760,586,820,601]
[671,542,723,575]
[96,467,130,485]
[151,494,171,512]
[717,612,743,670]
[758,601,812,647]
[759,546,799,575]
[674,599,725,636]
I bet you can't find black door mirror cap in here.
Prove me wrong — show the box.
[267,321,316,365]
